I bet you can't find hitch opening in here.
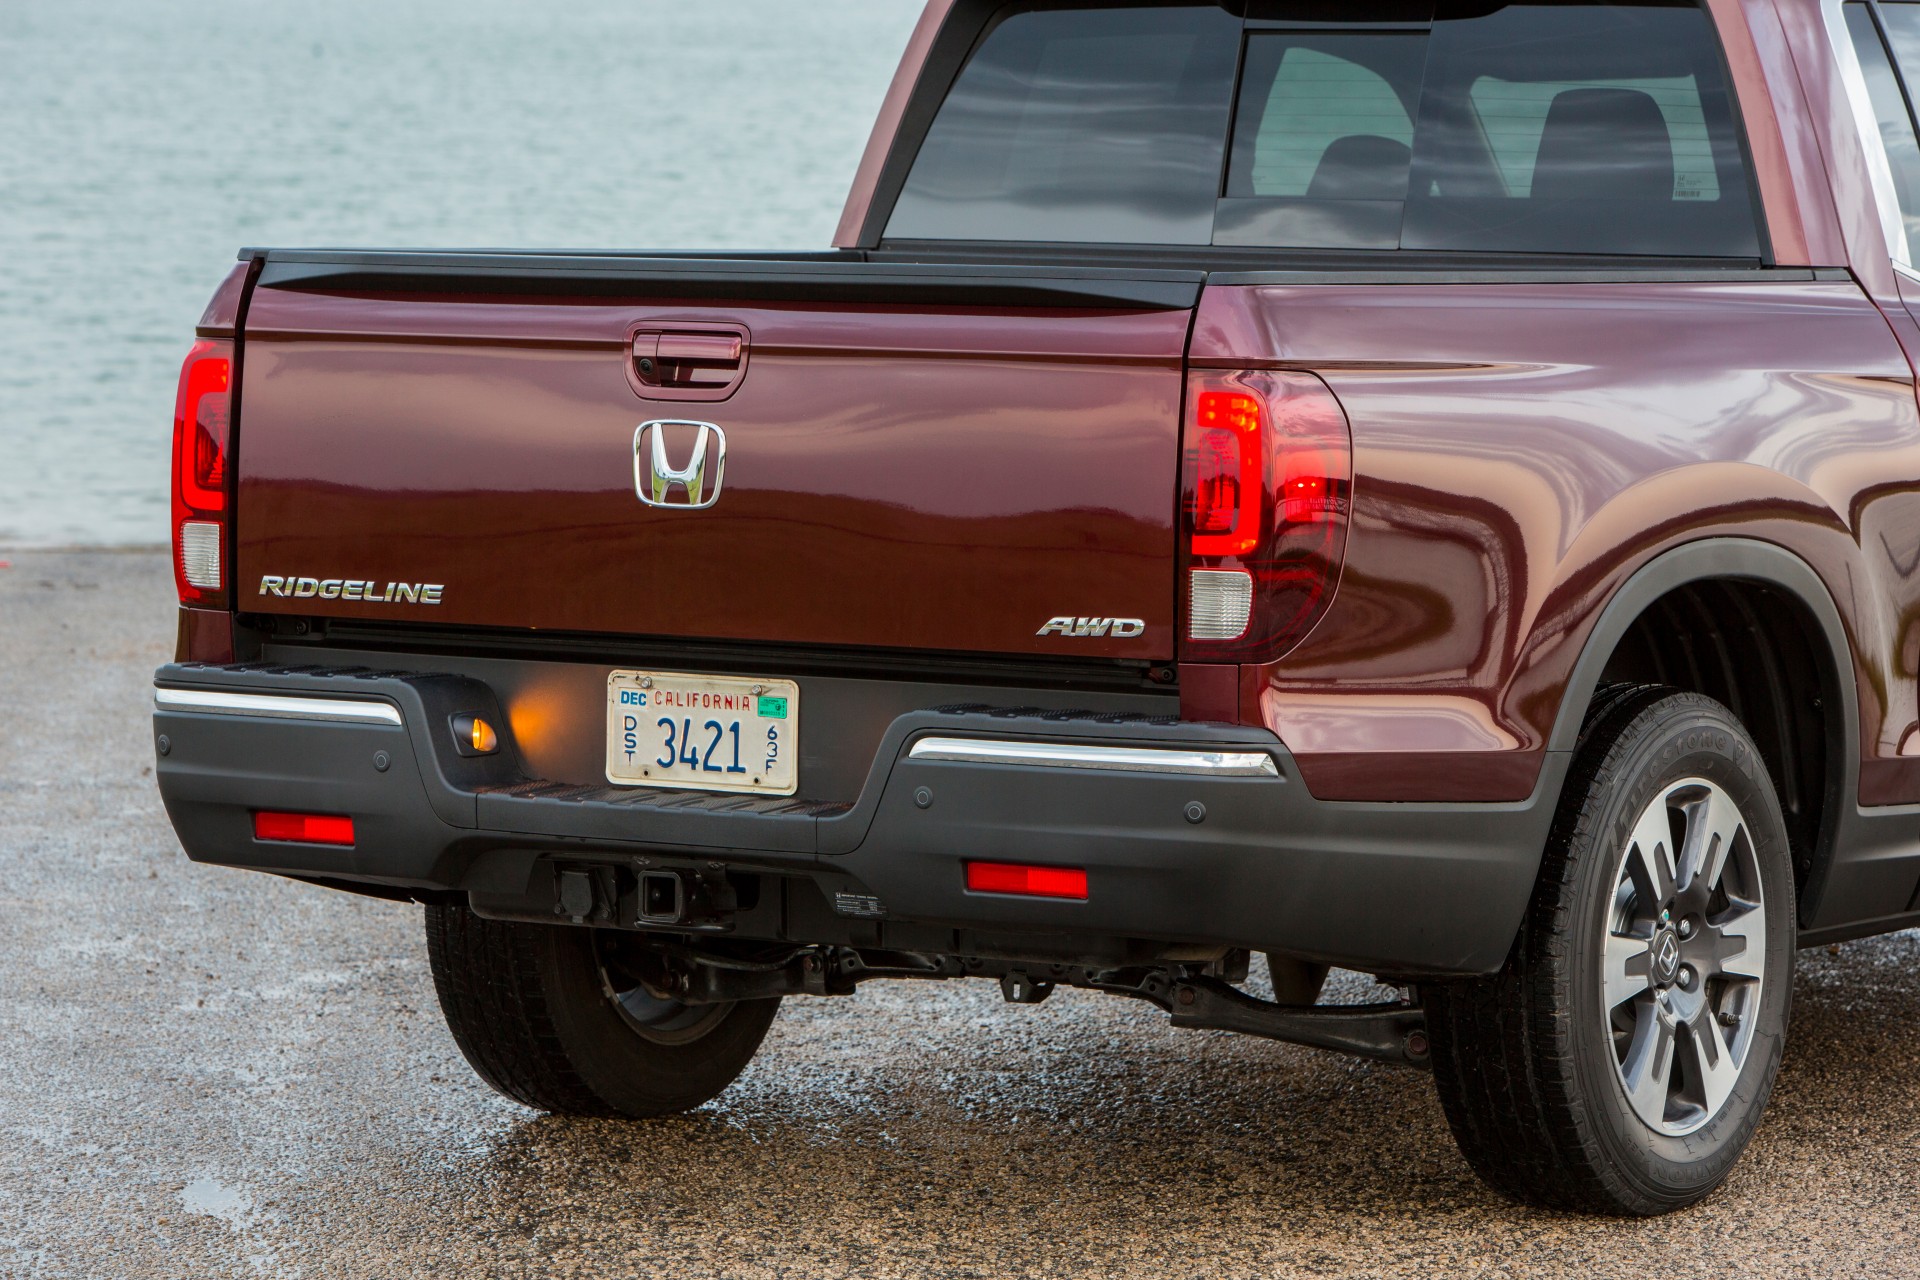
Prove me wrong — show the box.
[638,872,685,924]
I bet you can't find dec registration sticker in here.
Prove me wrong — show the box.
[606,670,800,796]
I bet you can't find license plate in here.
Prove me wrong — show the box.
[606,671,799,796]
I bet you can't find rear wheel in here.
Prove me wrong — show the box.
[424,903,779,1117]
[1424,687,1794,1214]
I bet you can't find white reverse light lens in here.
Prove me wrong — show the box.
[1189,568,1252,641]
[179,521,222,590]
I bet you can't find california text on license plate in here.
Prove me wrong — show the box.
[606,671,799,796]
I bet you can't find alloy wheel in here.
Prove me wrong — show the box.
[1603,778,1768,1136]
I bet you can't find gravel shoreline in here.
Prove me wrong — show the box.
[2,549,1915,1278]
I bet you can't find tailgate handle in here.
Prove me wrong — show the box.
[633,329,747,390]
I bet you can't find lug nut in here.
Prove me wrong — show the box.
[1678,919,1694,939]
[1678,965,1695,987]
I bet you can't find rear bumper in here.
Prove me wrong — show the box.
[152,663,1562,976]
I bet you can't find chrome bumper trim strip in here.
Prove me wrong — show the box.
[907,736,1279,777]
[154,687,404,727]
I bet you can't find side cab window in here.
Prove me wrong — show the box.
[1841,1,1920,264]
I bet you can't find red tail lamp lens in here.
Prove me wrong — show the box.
[254,812,355,846]
[966,861,1088,900]
[1190,392,1264,553]
[175,341,231,512]
[1180,371,1352,662]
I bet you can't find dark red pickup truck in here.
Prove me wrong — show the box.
[154,0,1920,1214]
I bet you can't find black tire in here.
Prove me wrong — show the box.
[424,903,779,1117]
[1424,686,1795,1215]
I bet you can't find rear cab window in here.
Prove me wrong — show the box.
[885,0,1765,259]
[886,6,1242,244]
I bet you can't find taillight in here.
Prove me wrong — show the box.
[1191,391,1264,554]
[171,339,234,606]
[1180,370,1351,661]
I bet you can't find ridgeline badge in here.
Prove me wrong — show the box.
[258,576,444,605]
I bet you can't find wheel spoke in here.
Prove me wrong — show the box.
[1604,930,1654,1011]
[1625,804,1677,907]
[1705,899,1766,982]
[1678,785,1742,897]
[1620,1001,1678,1127]
[1685,1010,1742,1119]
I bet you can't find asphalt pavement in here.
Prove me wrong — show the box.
[2,549,1917,1279]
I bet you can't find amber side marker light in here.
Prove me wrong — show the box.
[450,713,500,757]
[966,861,1088,901]
[254,812,355,846]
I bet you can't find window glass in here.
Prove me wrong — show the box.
[1468,75,1720,201]
[1217,34,1425,249]
[1874,2,1920,89]
[1218,1,1758,254]
[1401,1,1759,256]
[885,6,1242,244]
[886,0,1760,256]
[1239,42,1419,195]
[1844,2,1920,261]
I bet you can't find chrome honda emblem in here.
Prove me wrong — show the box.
[1654,931,1681,983]
[634,420,726,509]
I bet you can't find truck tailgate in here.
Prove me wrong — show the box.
[233,255,1199,660]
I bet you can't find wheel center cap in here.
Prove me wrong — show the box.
[1651,926,1683,987]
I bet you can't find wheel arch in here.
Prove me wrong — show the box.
[1543,538,1857,924]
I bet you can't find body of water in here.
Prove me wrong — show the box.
[0,0,921,546]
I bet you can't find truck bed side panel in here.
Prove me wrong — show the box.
[1196,277,1920,810]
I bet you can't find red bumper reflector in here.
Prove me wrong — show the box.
[966,861,1088,900]
[253,812,355,846]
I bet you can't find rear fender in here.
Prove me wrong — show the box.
[1542,537,1872,929]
